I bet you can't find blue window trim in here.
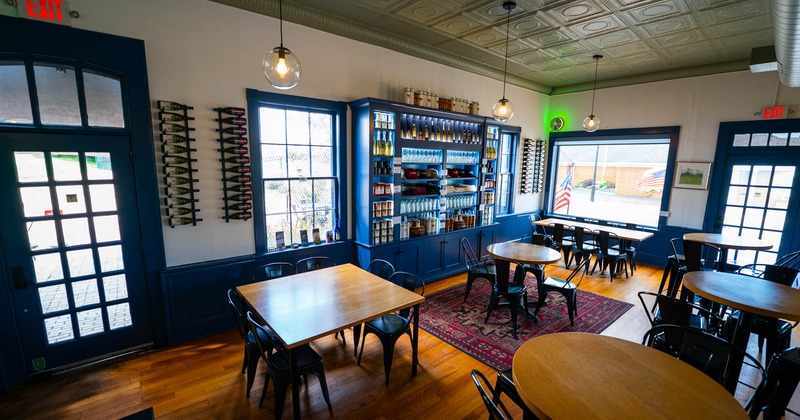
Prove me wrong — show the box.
[497,124,520,215]
[545,126,680,230]
[246,89,348,254]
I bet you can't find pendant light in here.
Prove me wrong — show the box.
[492,1,516,123]
[263,0,301,89]
[583,54,603,132]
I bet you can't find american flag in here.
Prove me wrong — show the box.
[637,168,666,189]
[554,164,574,212]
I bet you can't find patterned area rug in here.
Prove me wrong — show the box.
[419,275,633,371]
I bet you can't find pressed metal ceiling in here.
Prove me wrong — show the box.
[211,0,774,95]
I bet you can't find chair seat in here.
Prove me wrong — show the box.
[247,326,276,346]
[543,276,577,290]
[366,314,410,336]
[654,313,707,331]
[473,264,495,276]
[495,283,526,294]
[266,344,324,372]
[752,317,794,335]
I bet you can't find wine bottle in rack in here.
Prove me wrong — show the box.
[157,100,194,111]
[160,123,195,133]
[225,184,253,192]
[172,217,202,225]
[217,127,247,135]
[215,107,245,116]
[228,165,251,173]
[161,134,193,144]
[220,137,248,146]
[226,175,251,183]
[165,176,192,185]
[166,186,198,196]
[227,202,252,211]
[159,111,195,122]
[216,117,247,125]
[219,147,248,155]
[162,144,195,154]
[228,212,252,220]
[163,155,196,165]
[222,156,250,164]
[168,207,197,216]
[228,193,252,202]
[166,197,198,205]
[164,166,193,175]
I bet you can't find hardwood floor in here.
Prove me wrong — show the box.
[1,261,797,419]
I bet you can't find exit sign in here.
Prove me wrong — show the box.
[18,0,71,25]
[762,105,789,120]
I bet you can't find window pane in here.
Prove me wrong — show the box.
[314,179,334,210]
[19,186,53,217]
[750,133,768,147]
[107,302,132,330]
[310,113,332,146]
[264,180,289,215]
[44,314,74,344]
[764,209,787,231]
[726,186,747,206]
[34,64,81,126]
[98,245,124,272]
[286,111,310,145]
[311,146,332,177]
[62,217,91,246]
[287,145,310,178]
[772,166,795,187]
[103,274,129,301]
[746,187,768,207]
[77,308,104,337]
[39,284,69,313]
[266,213,291,247]
[314,210,333,234]
[750,166,772,186]
[722,206,742,226]
[86,152,113,180]
[732,134,750,147]
[89,184,117,212]
[790,133,800,146]
[33,252,63,283]
[72,279,100,307]
[769,188,790,209]
[769,133,789,147]
[261,145,287,178]
[66,248,95,277]
[52,152,82,181]
[83,71,124,128]
[15,151,48,183]
[94,215,121,243]
[742,208,764,228]
[56,185,87,215]
[730,165,751,185]
[27,220,58,250]
[0,63,33,124]
[260,107,286,144]
[291,180,313,212]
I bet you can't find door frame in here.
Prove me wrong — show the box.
[705,120,800,254]
[0,17,165,389]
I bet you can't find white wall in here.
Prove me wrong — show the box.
[66,0,549,266]
[549,71,800,229]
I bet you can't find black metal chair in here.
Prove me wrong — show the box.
[253,262,295,282]
[528,214,553,244]
[749,347,800,420]
[570,228,597,274]
[492,370,537,420]
[534,257,590,327]
[245,312,332,418]
[486,261,530,339]
[367,258,395,280]
[226,289,273,398]
[642,324,765,411]
[590,230,629,281]
[462,237,496,303]
[612,223,641,273]
[549,223,575,268]
[357,271,424,385]
[471,370,512,420]
[295,256,335,273]
[637,291,723,336]
[737,264,800,360]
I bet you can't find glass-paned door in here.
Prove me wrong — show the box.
[0,133,150,373]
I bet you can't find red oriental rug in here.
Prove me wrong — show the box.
[418,276,633,371]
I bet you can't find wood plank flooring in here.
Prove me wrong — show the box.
[1,261,798,419]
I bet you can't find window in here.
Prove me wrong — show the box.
[248,90,347,253]
[547,127,679,228]
[496,127,519,215]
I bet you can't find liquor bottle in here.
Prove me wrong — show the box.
[166,197,197,205]
[217,127,247,135]
[215,107,245,116]
[219,137,248,146]
[165,176,192,185]
[228,193,252,202]
[228,165,251,174]
[161,134,192,144]
[411,123,417,140]
[223,156,250,164]
[164,166,191,175]
[162,144,191,154]
[334,219,341,241]
[171,217,201,225]
[166,186,197,196]
[159,111,194,122]
[226,175,251,183]
[228,212,252,220]
[220,147,248,155]
[227,202,252,211]
[225,184,252,192]
[163,155,195,165]
[160,123,194,133]
[168,207,196,216]
[157,100,193,111]
[216,117,247,125]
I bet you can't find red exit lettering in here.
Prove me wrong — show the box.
[762,105,788,120]
[26,0,64,22]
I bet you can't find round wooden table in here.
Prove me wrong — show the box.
[512,332,748,419]
[683,271,800,392]
[683,232,773,272]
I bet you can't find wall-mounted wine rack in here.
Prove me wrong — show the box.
[158,100,201,227]
[215,107,253,222]
[520,138,545,194]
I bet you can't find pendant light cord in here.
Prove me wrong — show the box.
[501,6,511,100]
[589,55,600,116]
[279,0,285,48]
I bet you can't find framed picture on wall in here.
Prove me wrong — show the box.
[674,162,712,190]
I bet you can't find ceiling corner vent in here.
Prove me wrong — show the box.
[750,46,777,73]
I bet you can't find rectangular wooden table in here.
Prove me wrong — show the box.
[237,263,425,419]
[534,217,654,242]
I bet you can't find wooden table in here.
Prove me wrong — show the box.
[535,217,654,242]
[683,232,773,272]
[512,332,748,419]
[486,242,562,337]
[683,271,800,392]
[237,264,425,419]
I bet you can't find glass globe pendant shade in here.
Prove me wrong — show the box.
[263,46,301,90]
[492,98,515,123]
[583,114,600,132]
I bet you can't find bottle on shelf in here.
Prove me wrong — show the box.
[227,202,252,211]
[226,175,252,183]
[166,197,197,206]
[162,144,194,154]
[160,123,194,133]
[164,166,196,175]
[228,165,251,173]
[166,186,197,196]
[217,127,247,135]
[168,207,197,216]
[163,155,195,165]
[215,107,245,116]
[159,111,194,122]
[220,137,248,146]
[228,193,252,202]
[228,212,252,220]
[161,134,192,144]
[334,219,341,241]
[216,117,247,125]
[225,184,252,192]
[171,217,199,225]
[165,176,192,186]
[157,100,193,111]
[220,147,249,155]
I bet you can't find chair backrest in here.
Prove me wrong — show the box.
[254,262,295,282]
[776,250,800,270]
[226,289,249,340]
[367,259,395,280]
[681,239,705,272]
[388,271,424,319]
[592,230,619,254]
[551,223,569,244]
[296,256,335,273]
[573,228,590,249]
[529,214,548,236]
[564,257,591,286]
[470,370,512,420]
[642,324,765,409]
[461,237,480,270]
[245,310,280,361]
[763,264,800,287]
[521,233,552,247]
